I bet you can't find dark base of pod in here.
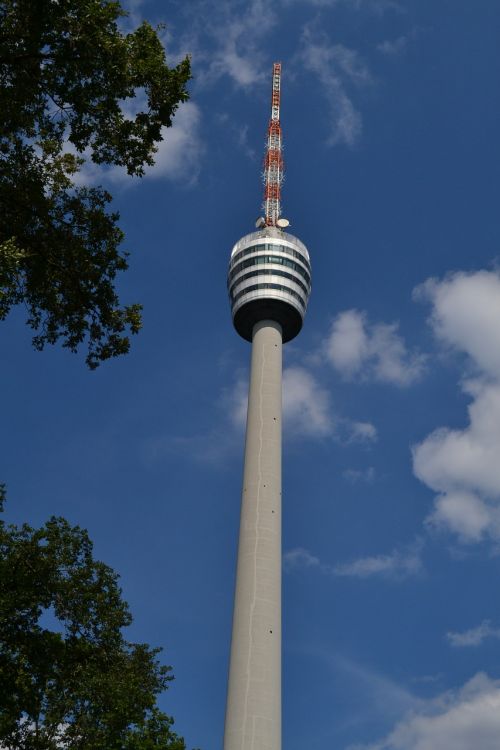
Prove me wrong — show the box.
[233,298,303,343]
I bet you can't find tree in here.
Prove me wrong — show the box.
[0,486,193,749]
[0,0,191,368]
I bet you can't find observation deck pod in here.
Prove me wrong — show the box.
[228,227,311,343]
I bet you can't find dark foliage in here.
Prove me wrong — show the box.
[0,0,191,367]
[0,490,190,749]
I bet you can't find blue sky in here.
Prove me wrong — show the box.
[3,0,500,747]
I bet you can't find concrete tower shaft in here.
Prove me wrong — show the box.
[224,320,282,750]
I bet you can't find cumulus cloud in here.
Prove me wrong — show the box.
[447,620,500,648]
[298,27,372,146]
[413,270,500,544]
[415,271,500,379]
[284,539,422,580]
[325,309,426,386]
[283,366,333,437]
[230,364,379,444]
[143,102,203,183]
[352,673,500,750]
[426,490,495,543]
[229,366,333,438]
[326,308,368,373]
[226,375,250,430]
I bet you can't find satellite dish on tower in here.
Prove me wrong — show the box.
[276,218,290,228]
[255,217,266,229]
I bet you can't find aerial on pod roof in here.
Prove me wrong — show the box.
[255,62,289,230]
[263,62,285,227]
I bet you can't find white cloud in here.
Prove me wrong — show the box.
[160,356,351,465]
[414,385,500,499]
[283,366,333,437]
[298,27,371,146]
[192,0,277,89]
[283,547,323,571]
[426,491,493,543]
[72,101,203,187]
[283,0,401,13]
[352,673,500,750]
[284,539,422,580]
[228,364,378,444]
[157,0,404,157]
[376,27,422,56]
[415,271,500,380]
[139,0,275,91]
[214,114,257,160]
[177,0,395,97]
[282,369,377,442]
[333,539,423,579]
[413,270,500,544]
[326,308,369,373]
[297,649,421,732]
[447,620,500,648]
[345,420,378,443]
[143,102,203,183]
[325,309,426,386]
[228,364,377,444]
[343,466,376,483]
[226,365,333,439]
[144,368,247,467]
[236,124,257,160]
[225,375,249,430]
[377,36,409,55]
[334,654,421,724]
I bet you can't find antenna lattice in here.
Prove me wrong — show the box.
[263,63,284,227]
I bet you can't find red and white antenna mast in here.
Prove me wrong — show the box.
[263,62,285,227]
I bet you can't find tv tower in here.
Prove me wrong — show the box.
[224,63,311,750]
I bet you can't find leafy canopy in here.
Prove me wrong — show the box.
[0,487,193,749]
[0,0,191,368]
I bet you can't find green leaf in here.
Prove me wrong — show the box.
[0,494,192,749]
[0,0,191,367]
